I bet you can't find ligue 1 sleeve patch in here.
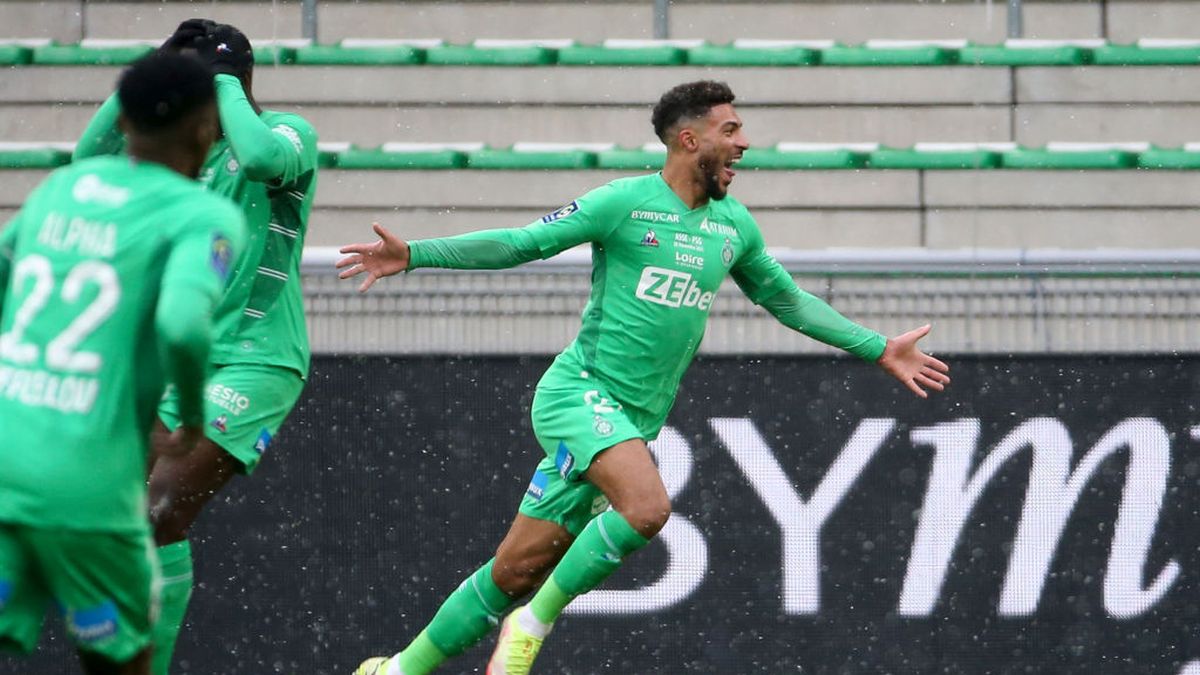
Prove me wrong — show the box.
[210,233,233,280]
[254,428,273,455]
[540,201,579,224]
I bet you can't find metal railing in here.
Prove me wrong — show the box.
[301,248,1200,355]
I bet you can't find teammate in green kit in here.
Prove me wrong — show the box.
[338,81,951,675]
[74,20,318,675]
[0,54,243,675]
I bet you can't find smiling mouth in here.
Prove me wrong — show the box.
[723,156,741,180]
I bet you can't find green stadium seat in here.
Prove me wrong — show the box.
[686,40,822,66]
[316,142,349,169]
[335,143,476,169]
[293,44,423,65]
[0,44,32,65]
[820,40,962,66]
[34,40,154,65]
[1092,39,1200,66]
[425,44,555,66]
[596,145,666,170]
[559,39,694,66]
[750,143,870,169]
[1001,142,1144,169]
[252,40,309,66]
[868,143,1008,169]
[1137,144,1200,170]
[959,39,1099,66]
[0,143,73,169]
[468,143,609,169]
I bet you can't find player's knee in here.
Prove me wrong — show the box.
[148,493,193,544]
[620,493,672,539]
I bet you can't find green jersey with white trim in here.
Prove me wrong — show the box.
[0,156,244,532]
[201,104,317,377]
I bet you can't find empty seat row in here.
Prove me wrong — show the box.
[4,38,1200,67]
[7,141,1200,171]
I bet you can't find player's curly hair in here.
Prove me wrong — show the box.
[651,80,736,143]
[118,52,216,133]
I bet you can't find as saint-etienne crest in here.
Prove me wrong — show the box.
[721,238,734,266]
[593,415,614,437]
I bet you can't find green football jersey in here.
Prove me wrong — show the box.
[0,156,244,532]
[200,103,317,377]
[529,173,795,433]
[411,172,822,435]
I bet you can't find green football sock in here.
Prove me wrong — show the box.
[152,540,194,675]
[397,559,514,674]
[529,510,648,625]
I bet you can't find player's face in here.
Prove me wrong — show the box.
[695,103,748,201]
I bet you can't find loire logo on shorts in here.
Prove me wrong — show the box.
[211,415,228,433]
[0,580,12,611]
[253,428,273,455]
[66,601,118,643]
[526,470,549,501]
[635,266,715,311]
[554,441,575,479]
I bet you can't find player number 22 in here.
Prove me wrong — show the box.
[0,254,120,373]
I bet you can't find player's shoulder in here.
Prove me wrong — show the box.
[585,173,661,206]
[715,193,754,221]
[174,187,245,236]
[605,172,661,194]
[261,110,318,147]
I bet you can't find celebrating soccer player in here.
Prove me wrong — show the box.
[338,81,950,675]
[74,20,319,675]
[0,54,244,675]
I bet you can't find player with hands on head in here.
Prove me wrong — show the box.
[339,81,949,675]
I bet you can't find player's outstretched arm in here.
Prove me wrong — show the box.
[335,221,548,292]
[876,324,950,399]
[337,223,412,292]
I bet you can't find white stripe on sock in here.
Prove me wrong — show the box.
[595,516,623,558]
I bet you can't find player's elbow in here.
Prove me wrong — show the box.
[237,148,285,182]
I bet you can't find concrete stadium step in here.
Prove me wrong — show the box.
[0,64,1014,105]
[6,2,1191,45]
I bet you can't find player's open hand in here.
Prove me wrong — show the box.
[336,223,411,293]
[877,324,950,398]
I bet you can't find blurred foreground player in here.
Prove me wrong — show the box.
[339,81,950,675]
[74,20,319,675]
[0,54,243,675]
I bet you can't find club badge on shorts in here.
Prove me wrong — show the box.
[593,414,614,437]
